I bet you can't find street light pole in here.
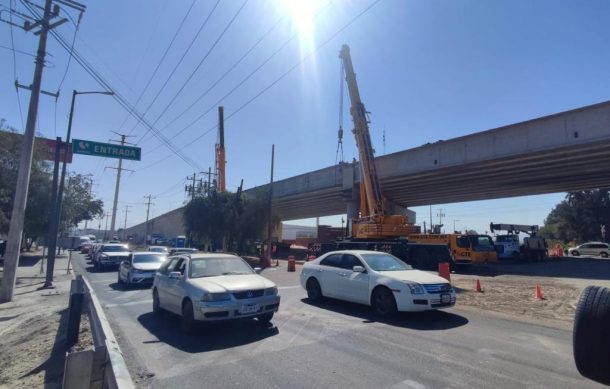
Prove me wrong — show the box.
[44,90,113,288]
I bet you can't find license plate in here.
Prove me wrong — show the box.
[441,294,451,304]
[239,304,260,314]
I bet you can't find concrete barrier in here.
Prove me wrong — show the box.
[63,275,135,389]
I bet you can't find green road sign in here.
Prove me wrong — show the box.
[72,139,141,161]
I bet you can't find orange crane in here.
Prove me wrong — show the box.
[339,44,419,239]
[216,106,226,192]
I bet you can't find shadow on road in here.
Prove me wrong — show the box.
[137,312,279,353]
[455,257,610,280]
[301,298,468,330]
[108,282,152,291]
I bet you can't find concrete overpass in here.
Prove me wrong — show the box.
[125,100,610,238]
[266,100,610,220]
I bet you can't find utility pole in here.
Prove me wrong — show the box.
[429,205,432,234]
[122,205,130,241]
[83,175,94,231]
[103,212,110,240]
[0,0,71,302]
[264,144,275,267]
[144,195,155,244]
[453,219,460,233]
[437,208,445,226]
[185,173,197,200]
[108,133,135,237]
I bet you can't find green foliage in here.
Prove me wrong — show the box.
[183,190,279,254]
[0,121,104,241]
[0,124,52,241]
[60,173,104,233]
[541,189,610,243]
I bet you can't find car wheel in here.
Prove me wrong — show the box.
[152,289,162,315]
[572,250,580,256]
[258,312,274,324]
[306,278,323,301]
[573,286,610,385]
[600,252,609,258]
[181,299,196,333]
[371,287,397,317]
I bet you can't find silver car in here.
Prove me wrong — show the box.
[152,253,281,332]
[118,252,167,287]
[568,242,610,258]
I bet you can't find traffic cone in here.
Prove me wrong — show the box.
[535,284,544,300]
[475,279,483,293]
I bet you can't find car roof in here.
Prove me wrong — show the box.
[189,253,239,259]
[133,251,166,255]
[322,250,389,255]
[103,243,128,247]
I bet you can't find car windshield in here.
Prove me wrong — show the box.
[149,247,168,253]
[102,245,129,252]
[470,236,495,251]
[133,254,166,263]
[189,257,253,278]
[360,253,412,271]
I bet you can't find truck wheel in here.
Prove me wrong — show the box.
[600,252,608,258]
[573,286,610,385]
[572,250,580,256]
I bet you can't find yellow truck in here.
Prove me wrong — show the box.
[408,234,498,265]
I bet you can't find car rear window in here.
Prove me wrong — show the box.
[133,254,166,263]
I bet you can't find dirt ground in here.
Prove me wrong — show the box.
[451,275,580,326]
[0,279,70,389]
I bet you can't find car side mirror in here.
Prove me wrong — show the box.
[169,271,182,280]
[353,266,365,273]
[254,267,262,274]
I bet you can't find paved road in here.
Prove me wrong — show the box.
[72,253,603,389]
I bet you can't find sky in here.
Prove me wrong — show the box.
[2,0,610,235]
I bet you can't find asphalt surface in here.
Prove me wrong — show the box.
[72,253,604,389]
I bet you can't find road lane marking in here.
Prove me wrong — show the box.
[105,299,152,308]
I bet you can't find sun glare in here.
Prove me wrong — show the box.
[280,0,323,51]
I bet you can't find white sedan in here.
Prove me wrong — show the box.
[300,250,456,316]
[152,253,280,332]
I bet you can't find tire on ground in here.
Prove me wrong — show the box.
[573,285,610,385]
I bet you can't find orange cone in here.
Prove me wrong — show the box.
[475,279,483,293]
[535,284,544,300]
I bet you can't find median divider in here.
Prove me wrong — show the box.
[63,275,135,389]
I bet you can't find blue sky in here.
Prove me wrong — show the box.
[2,0,610,235]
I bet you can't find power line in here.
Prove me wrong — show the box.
[124,0,221,138]
[139,0,333,153]
[115,0,196,134]
[55,6,82,92]
[187,0,384,146]
[19,0,203,170]
[135,0,248,145]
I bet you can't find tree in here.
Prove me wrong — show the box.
[183,189,279,254]
[0,123,53,245]
[60,173,104,234]
[541,189,610,243]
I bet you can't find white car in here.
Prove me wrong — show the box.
[147,246,169,254]
[117,252,167,287]
[300,250,456,316]
[152,253,281,332]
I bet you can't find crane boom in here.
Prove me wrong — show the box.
[339,44,419,239]
[339,44,384,217]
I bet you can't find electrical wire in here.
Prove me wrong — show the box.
[115,0,195,134]
[56,7,82,92]
[9,0,25,131]
[139,0,334,152]
[135,0,248,145]
[186,0,383,147]
[124,0,221,138]
[0,44,35,57]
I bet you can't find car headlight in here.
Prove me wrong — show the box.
[201,292,231,302]
[264,286,278,296]
[405,282,425,295]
